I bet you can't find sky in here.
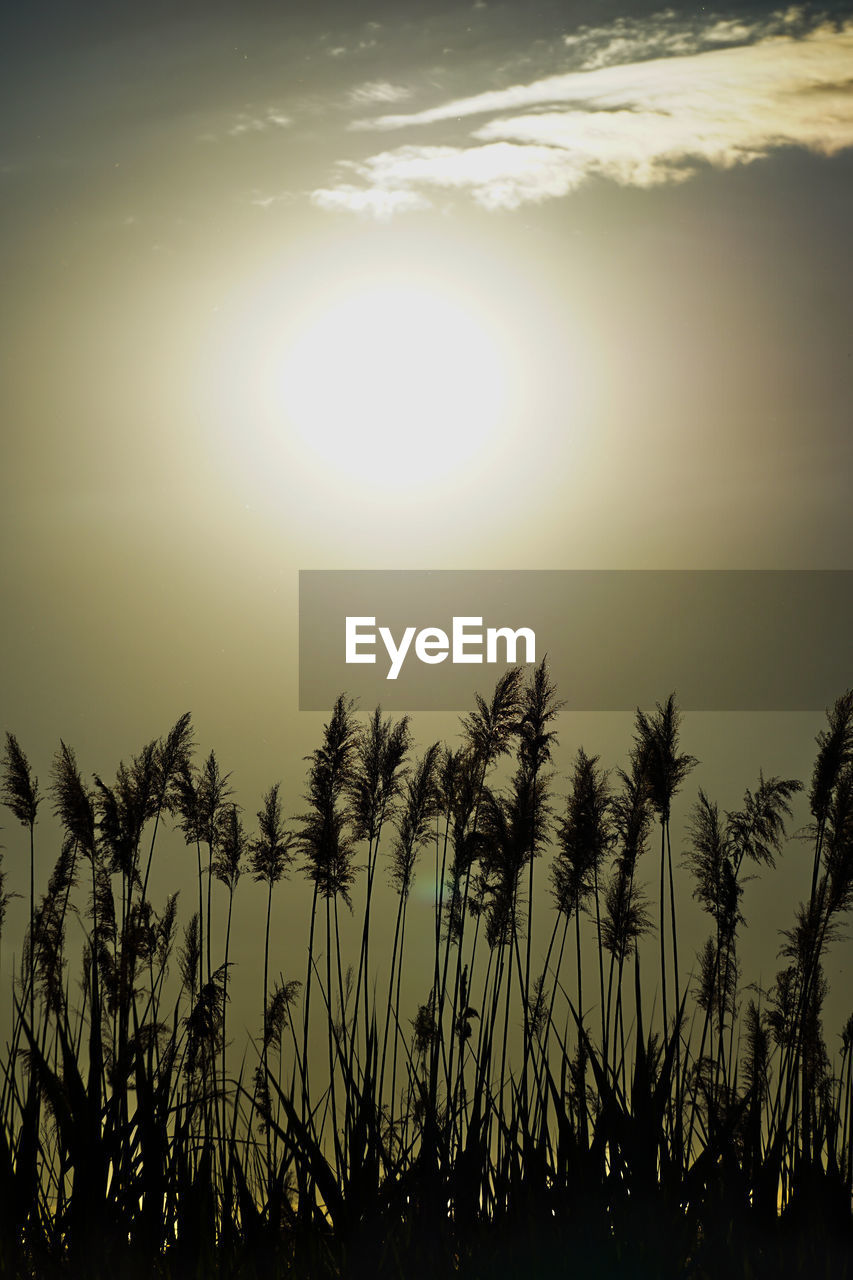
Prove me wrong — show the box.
[1,0,852,1052]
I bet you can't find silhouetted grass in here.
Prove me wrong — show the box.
[0,674,851,1278]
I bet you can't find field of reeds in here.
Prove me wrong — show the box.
[0,666,851,1278]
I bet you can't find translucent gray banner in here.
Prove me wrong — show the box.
[298,570,852,711]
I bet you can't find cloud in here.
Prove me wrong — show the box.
[347,80,412,106]
[326,39,378,58]
[562,8,803,72]
[310,183,432,218]
[332,143,585,210]
[316,16,853,214]
[225,108,292,138]
[249,190,297,209]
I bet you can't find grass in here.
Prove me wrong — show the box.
[0,670,851,1278]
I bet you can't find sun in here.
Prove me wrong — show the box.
[276,281,511,487]
[205,235,564,526]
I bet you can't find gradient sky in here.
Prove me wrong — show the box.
[1,1,851,1049]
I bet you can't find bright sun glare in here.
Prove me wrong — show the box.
[208,240,566,522]
[276,283,510,487]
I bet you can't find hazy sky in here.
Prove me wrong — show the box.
[1,1,851,1048]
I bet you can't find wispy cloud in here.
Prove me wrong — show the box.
[249,189,297,209]
[326,38,379,58]
[562,7,801,73]
[198,107,293,144]
[348,9,810,131]
[314,14,853,214]
[227,108,292,137]
[316,144,584,213]
[347,80,412,106]
[311,183,432,219]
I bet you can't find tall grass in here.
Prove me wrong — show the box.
[0,671,851,1278]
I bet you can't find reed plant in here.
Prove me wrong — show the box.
[0,675,851,1278]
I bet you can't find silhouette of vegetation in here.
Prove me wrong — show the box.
[0,669,851,1278]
